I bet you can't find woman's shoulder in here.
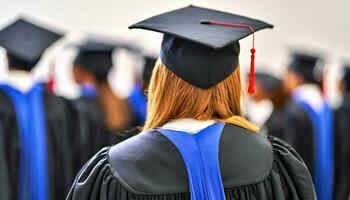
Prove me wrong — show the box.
[219,123,274,186]
[222,123,315,198]
[108,129,190,194]
[67,130,191,199]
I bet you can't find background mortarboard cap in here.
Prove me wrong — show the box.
[254,72,282,95]
[0,17,64,71]
[142,56,157,85]
[82,34,141,53]
[77,40,115,52]
[130,5,273,88]
[73,40,115,81]
[288,52,325,84]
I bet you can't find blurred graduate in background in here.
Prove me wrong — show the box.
[333,64,350,200]
[127,55,156,126]
[72,39,134,131]
[0,17,76,200]
[282,52,333,200]
[0,17,152,199]
[70,39,135,171]
[247,72,288,138]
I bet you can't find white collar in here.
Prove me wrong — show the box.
[245,99,273,126]
[1,70,37,93]
[292,84,324,111]
[161,118,216,134]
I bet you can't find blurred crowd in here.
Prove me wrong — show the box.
[0,14,349,200]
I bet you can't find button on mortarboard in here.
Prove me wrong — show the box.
[0,17,64,70]
[130,5,273,89]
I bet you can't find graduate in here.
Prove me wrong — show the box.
[71,40,131,171]
[127,55,157,126]
[0,17,76,200]
[283,53,333,200]
[75,40,135,131]
[333,65,350,200]
[248,72,288,138]
[67,6,315,199]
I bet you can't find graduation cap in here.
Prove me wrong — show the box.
[81,35,141,53]
[129,5,273,92]
[73,40,115,81]
[0,17,64,71]
[142,56,157,85]
[288,53,325,84]
[254,72,282,95]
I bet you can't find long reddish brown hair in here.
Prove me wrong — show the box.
[143,59,258,132]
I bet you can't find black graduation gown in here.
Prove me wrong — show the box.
[0,120,11,200]
[70,96,126,173]
[333,95,350,200]
[265,107,286,139]
[67,123,315,199]
[282,101,314,176]
[44,88,77,200]
[0,88,20,200]
[0,85,76,200]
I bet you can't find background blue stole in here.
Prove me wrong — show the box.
[295,99,333,200]
[0,83,49,200]
[80,83,97,98]
[127,84,147,125]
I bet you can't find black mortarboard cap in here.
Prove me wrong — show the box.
[254,72,282,95]
[288,53,325,84]
[142,56,157,85]
[73,40,114,81]
[0,17,63,70]
[129,5,273,89]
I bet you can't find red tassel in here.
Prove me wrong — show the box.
[48,78,54,94]
[248,48,256,93]
[201,21,256,93]
[48,61,55,95]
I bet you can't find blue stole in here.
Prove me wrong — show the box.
[158,122,226,200]
[127,84,147,125]
[80,83,97,98]
[294,99,333,200]
[0,83,49,200]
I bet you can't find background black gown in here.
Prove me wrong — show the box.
[71,95,127,174]
[0,120,11,200]
[67,123,315,200]
[44,88,78,200]
[333,95,350,200]
[0,85,77,200]
[265,107,286,140]
[282,101,314,176]
[0,88,21,200]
